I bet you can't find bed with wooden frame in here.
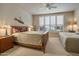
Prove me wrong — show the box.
[13,31,48,53]
[11,26,48,53]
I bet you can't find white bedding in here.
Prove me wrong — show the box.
[59,32,79,48]
[12,31,47,45]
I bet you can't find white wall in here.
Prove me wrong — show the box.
[0,5,32,26]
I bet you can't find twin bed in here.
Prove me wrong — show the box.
[59,32,79,53]
[59,32,79,48]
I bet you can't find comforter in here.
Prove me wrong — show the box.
[12,31,47,45]
[59,32,79,48]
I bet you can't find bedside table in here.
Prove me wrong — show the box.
[0,36,14,53]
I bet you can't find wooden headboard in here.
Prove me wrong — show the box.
[11,26,28,33]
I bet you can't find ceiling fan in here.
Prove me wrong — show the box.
[43,3,57,10]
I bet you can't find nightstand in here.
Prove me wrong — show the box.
[0,36,14,53]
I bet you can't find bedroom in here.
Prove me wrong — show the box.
[0,3,79,56]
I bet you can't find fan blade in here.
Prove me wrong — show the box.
[51,6,57,8]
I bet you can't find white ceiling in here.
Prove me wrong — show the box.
[0,3,79,14]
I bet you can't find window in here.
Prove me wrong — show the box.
[39,15,64,31]
[56,15,64,31]
[50,16,56,25]
[45,16,50,31]
[39,16,44,26]
[57,15,64,25]
[50,16,56,31]
[39,16,45,31]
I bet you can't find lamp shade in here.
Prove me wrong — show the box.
[66,25,73,31]
[73,24,78,32]
[28,25,33,28]
[0,29,6,36]
[28,25,33,31]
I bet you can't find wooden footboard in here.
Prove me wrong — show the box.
[14,42,42,50]
[42,32,48,53]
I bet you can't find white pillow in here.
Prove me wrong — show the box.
[7,28,11,35]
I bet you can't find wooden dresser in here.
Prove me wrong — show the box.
[0,36,14,53]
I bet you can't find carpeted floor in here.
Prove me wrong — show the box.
[1,33,79,56]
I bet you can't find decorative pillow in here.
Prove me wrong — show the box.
[11,26,27,34]
[7,28,12,35]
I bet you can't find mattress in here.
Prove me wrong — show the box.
[12,31,46,46]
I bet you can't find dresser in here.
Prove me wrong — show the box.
[0,36,14,53]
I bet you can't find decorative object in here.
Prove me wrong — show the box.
[0,29,6,36]
[28,25,33,31]
[6,25,12,35]
[0,25,11,36]
[66,20,78,32]
[14,16,24,24]
[43,3,57,10]
[11,26,27,33]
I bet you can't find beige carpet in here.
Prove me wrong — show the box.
[8,47,43,56]
[0,45,19,56]
[45,37,70,56]
[0,38,70,56]
[1,35,79,56]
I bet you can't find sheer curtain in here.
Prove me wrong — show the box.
[45,16,50,31]
[39,16,45,31]
[39,15,64,32]
[50,16,56,31]
[56,15,64,31]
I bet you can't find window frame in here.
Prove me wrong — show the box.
[38,15,64,31]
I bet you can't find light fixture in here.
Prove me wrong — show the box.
[0,25,11,36]
[67,20,78,32]
[43,3,57,10]
[0,28,6,36]
[28,25,33,31]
